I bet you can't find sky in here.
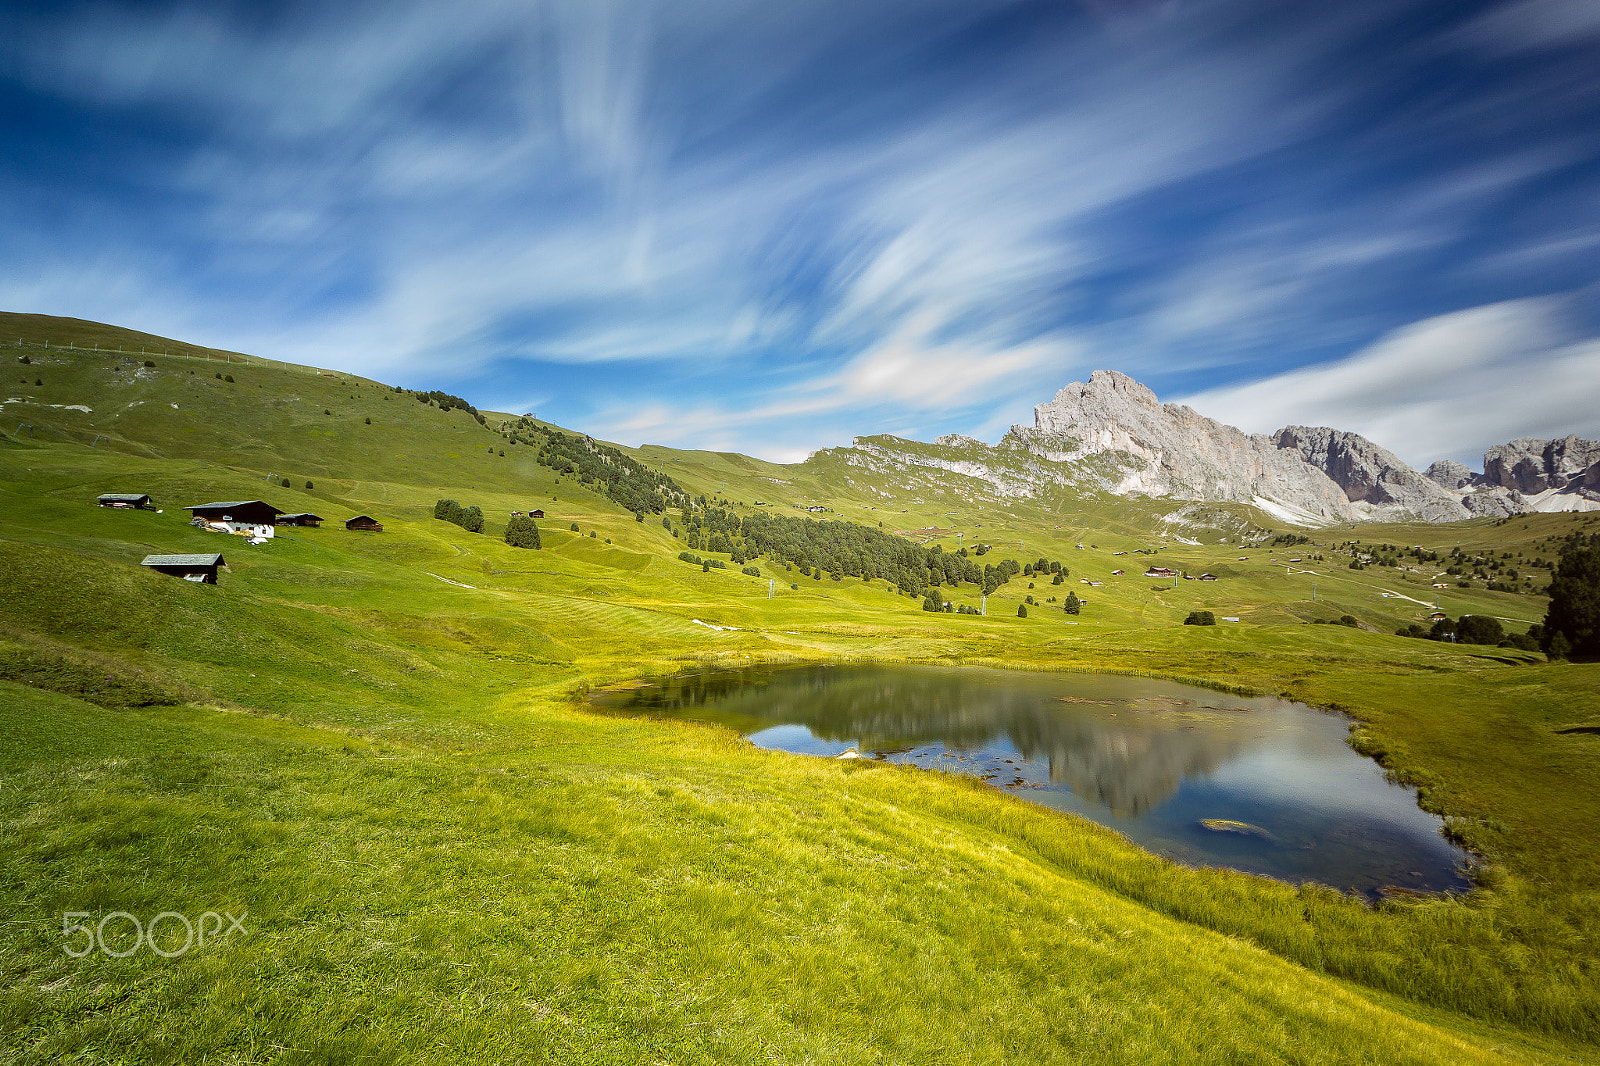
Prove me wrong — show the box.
[1,0,1597,468]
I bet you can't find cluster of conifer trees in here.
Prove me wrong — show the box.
[415,389,485,424]
[507,420,690,518]
[671,503,1066,603]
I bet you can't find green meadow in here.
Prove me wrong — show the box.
[2,317,1599,1063]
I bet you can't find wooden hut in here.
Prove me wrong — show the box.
[183,501,283,539]
[279,513,324,527]
[345,515,384,532]
[529,509,545,519]
[98,493,153,510]
[141,553,226,584]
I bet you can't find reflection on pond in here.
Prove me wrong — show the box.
[592,665,1473,898]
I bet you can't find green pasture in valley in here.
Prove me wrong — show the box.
[2,320,1598,1063]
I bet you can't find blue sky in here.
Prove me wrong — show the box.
[2,0,1597,467]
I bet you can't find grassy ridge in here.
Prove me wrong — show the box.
[2,330,1599,1062]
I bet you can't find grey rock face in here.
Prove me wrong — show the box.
[1272,426,1470,522]
[1424,459,1475,490]
[1009,371,1355,520]
[1482,435,1600,495]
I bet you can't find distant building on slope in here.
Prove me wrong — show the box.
[141,553,226,584]
[183,501,283,538]
[345,515,383,532]
[278,513,324,527]
[98,493,152,509]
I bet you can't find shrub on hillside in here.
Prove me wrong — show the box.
[1016,604,1028,618]
[1456,615,1505,646]
[742,565,760,577]
[433,499,484,534]
[1184,610,1216,626]
[1064,592,1080,615]
[505,514,541,549]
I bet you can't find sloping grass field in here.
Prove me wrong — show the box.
[2,323,1598,1063]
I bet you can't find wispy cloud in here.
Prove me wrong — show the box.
[1178,298,1600,466]
[0,0,1595,459]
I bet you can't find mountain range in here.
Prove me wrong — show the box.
[839,370,1599,527]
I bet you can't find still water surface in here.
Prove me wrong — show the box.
[593,665,1472,897]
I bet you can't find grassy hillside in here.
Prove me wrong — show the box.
[2,326,1598,1063]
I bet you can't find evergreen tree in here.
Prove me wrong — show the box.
[1064,592,1080,615]
[1543,546,1600,660]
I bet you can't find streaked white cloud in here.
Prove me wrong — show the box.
[1178,298,1600,466]
[0,0,1595,462]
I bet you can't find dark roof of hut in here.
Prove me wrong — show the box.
[141,553,226,567]
[183,500,283,514]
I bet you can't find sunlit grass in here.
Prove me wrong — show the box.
[2,343,1599,1062]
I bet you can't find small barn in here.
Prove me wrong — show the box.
[529,509,545,519]
[279,513,324,527]
[184,501,283,539]
[1144,566,1176,578]
[1199,573,1218,581]
[98,493,152,510]
[141,553,226,583]
[345,515,384,532]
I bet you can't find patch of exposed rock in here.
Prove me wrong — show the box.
[1424,459,1474,490]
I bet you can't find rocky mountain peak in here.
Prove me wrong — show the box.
[1007,371,1467,524]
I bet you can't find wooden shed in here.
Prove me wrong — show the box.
[183,500,283,538]
[345,515,384,532]
[529,509,545,519]
[141,553,226,584]
[98,493,153,510]
[279,513,324,527]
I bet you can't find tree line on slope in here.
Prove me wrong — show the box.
[668,503,1068,605]
[504,419,691,518]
